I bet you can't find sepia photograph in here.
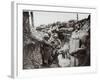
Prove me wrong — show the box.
[23,10,90,69]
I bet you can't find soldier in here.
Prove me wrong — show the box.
[48,32,61,65]
[40,33,53,67]
[69,17,90,66]
[69,23,80,66]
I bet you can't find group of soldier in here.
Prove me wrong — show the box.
[40,15,90,67]
[23,11,90,69]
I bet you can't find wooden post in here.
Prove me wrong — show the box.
[31,11,34,27]
[29,11,34,31]
[77,13,78,22]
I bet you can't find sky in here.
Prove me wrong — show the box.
[32,11,89,27]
